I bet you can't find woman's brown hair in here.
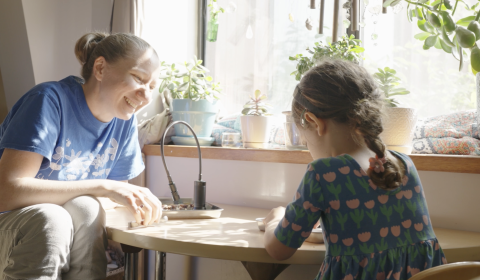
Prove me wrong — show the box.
[292,59,404,190]
[74,32,156,81]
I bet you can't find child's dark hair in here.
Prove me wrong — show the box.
[292,59,404,190]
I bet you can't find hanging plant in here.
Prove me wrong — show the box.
[207,0,225,42]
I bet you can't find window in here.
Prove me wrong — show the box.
[362,0,476,119]
[205,0,337,116]
[206,0,477,120]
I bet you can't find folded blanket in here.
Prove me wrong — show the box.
[412,110,480,155]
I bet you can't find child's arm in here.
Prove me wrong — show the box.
[264,206,297,260]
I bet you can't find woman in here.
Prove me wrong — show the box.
[0,32,162,279]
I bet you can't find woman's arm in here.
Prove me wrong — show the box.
[263,206,297,261]
[0,148,161,225]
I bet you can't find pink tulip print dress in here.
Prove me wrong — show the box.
[274,151,446,280]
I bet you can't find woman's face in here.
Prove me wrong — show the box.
[97,48,161,121]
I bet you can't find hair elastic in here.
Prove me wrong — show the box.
[368,155,387,173]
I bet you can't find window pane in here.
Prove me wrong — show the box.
[205,0,337,116]
[362,1,477,119]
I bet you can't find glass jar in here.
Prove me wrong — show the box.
[207,17,219,42]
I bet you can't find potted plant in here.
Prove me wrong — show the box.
[240,90,274,148]
[373,67,417,154]
[290,36,418,153]
[158,56,222,146]
[383,0,480,125]
[290,34,365,81]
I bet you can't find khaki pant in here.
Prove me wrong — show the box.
[0,196,107,280]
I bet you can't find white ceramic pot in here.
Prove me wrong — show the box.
[240,115,274,149]
[380,107,418,154]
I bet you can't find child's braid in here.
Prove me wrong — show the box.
[292,58,404,190]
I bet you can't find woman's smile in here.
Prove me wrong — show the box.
[124,96,140,109]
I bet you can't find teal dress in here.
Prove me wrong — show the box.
[274,151,446,280]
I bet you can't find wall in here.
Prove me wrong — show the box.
[22,0,113,85]
[0,0,198,125]
[0,69,8,122]
[0,1,36,111]
[0,0,112,112]
[146,155,480,280]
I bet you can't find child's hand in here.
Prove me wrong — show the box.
[264,206,286,226]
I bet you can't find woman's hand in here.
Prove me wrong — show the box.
[104,181,162,226]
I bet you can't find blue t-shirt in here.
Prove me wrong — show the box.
[0,76,144,182]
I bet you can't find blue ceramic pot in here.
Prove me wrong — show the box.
[171,99,219,137]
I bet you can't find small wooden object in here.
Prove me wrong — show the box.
[332,0,340,42]
[319,0,325,34]
[351,0,358,31]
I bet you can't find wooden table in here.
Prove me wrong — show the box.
[106,203,480,280]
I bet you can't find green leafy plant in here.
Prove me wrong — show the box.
[241,90,273,116]
[290,34,365,81]
[208,0,225,22]
[383,0,480,74]
[158,56,222,102]
[373,67,411,107]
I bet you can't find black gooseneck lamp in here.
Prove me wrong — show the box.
[160,121,206,210]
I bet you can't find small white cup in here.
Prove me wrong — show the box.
[221,132,242,148]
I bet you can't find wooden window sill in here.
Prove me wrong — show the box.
[142,145,480,174]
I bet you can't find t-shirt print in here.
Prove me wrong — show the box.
[36,138,118,180]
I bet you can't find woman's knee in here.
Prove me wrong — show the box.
[63,195,106,230]
[13,204,74,250]
[30,204,74,237]
[1,205,73,279]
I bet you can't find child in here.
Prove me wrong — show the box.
[263,59,446,280]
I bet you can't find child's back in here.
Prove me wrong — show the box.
[263,59,445,280]
[276,151,446,280]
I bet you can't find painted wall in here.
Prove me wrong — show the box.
[146,155,480,280]
[22,0,113,85]
[0,1,36,111]
[0,69,8,122]
[0,0,198,125]
[0,0,112,112]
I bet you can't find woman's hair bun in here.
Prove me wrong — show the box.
[74,32,109,65]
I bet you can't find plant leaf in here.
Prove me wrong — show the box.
[414,32,432,41]
[456,16,475,27]
[254,89,262,99]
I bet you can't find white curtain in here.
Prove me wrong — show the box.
[110,0,145,36]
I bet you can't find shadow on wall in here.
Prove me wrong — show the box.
[0,69,8,122]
